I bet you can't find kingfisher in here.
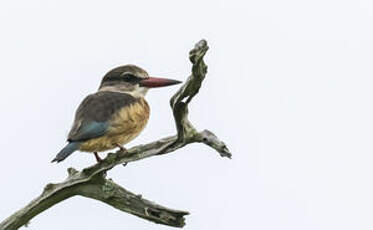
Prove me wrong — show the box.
[51,64,181,163]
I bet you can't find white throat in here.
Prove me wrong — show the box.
[99,85,148,98]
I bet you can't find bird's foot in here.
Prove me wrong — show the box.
[114,143,128,167]
[94,152,102,163]
[115,143,126,152]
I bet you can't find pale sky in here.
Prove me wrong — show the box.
[1,0,373,229]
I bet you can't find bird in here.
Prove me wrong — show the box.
[51,64,181,163]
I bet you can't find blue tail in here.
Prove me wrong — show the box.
[51,142,81,163]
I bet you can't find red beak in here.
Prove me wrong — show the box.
[139,77,182,88]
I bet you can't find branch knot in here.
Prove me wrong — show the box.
[0,39,231,230]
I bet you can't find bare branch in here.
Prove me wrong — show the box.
[0,39,231,230]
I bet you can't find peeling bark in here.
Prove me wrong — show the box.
[0,40,231,230]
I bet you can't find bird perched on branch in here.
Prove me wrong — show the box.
[52,65,181,163]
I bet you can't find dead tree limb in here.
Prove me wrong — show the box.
[0,39,231,230]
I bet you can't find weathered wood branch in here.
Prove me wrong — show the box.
[0,39,231,230]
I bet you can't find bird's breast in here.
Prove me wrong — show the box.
[79,98,150,152]
[109,97,150,138]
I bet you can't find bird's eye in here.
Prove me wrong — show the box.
[121,73,140,82]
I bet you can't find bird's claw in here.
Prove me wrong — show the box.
[94,152,102,163]
[115,143,126,152]
[114,144,128,167]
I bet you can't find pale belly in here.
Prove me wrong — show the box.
[79,99,150,152]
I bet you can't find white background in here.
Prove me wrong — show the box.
[1,0,373,229]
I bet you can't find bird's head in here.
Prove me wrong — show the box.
[98,64,181,97]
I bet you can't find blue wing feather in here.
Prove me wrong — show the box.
[67,91,137,142]
[68,120,109,142]
[53,91,137,163]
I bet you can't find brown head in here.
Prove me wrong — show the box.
[99,64,181,97]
